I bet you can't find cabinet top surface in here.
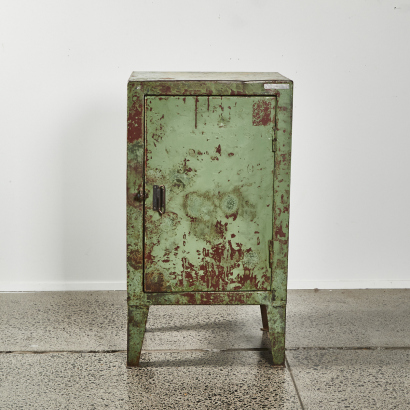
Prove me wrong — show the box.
[129,71,291,82]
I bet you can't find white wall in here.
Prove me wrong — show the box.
[1,0,410,291]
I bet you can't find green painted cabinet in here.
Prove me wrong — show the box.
[127,72,293,366]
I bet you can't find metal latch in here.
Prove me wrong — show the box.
[135,190,148,202]
[153,185,166,215]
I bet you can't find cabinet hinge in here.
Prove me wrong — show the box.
[268,240,274,268]
[272,134,277,152]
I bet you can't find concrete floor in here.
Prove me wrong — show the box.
[0,290,409,409]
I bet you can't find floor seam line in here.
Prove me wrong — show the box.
[0,347,272,355]
[286,346,410,351]
[286,355,305,410]
[2,346,410,355]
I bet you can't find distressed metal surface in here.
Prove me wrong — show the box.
[272,85,293,304]
[127,76,292,306]
[267,305,286,365]
[144,291,276,306]
[128,290,276,307]
[127,306,149,367]
[144,96,275,293]
[129,71,290,82]
[127,73,293,366]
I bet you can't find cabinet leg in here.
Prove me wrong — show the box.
[127,306,149,367]
[260,305,269,331]
[266,305,286,366]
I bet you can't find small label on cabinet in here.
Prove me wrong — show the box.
[264,84,289,90]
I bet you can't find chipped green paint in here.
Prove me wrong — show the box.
[127,306,149,367]
[127,72,293,367]
[267,304,286,365]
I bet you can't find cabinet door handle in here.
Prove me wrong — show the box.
[152,185,166,215]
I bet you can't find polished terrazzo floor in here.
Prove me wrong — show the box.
[1,289,409,409]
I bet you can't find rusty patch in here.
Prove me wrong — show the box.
[145,271,167,292]
[215,220,228,237]
[158,84,172,94]
[142,291,272,305]
[128,101,143,143]
[275,225,286,239]
[127,160,144,208]
[127,248,143,271]
[252,100,272,126]
[176,188,267,291]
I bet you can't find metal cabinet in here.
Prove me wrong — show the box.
[127,72,293,366]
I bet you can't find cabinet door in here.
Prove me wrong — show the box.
[144,96,275,293]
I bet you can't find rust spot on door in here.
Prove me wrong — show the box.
[145,271,171,292]
[252,100,273,126]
